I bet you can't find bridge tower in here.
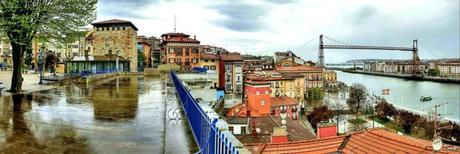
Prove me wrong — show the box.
[318,34,324,67]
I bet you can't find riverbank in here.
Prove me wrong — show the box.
[336,69,460,84]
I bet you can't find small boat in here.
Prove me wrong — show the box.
[420,96,432,102]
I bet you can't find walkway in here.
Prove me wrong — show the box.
[0,75,194,153]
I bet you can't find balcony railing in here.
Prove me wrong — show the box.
[170,71,249,154]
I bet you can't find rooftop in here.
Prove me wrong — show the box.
[219,53,243,61]
[271,96,298,107]
[200,53,219,60]
[276,66,323,72]
[245,128,460,154]
[91,19,138,31]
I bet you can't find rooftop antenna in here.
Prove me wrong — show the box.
[174,15,176,32]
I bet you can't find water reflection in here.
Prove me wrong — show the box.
[0,94,93,153]
[92,77,139,121]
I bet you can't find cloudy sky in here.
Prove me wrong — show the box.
[97,0,459,63]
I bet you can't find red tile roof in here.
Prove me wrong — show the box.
[91,19,138,31]
[219,53,243,61]
[276,66,323,72]
[271,96,298,107]
[245,128,460,154]
[163,37,200,43]
[201,53,219,60]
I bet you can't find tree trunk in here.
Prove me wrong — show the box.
[10,42,26,92]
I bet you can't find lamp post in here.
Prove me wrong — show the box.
[38,44,45,84]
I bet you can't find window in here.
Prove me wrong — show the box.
[256,91,260,95]
[204,65,209,70]
[176,58,181,64]
[192,58,198,63]
[211,60,215,62]
[169,58,175,63]
[241,127,247,134]
[185,49,190,56]
[228,126,234,133]
[174,48,182,56]
[169,48,174,53]
[205,60,208,62]
[192,47,199,53]
[261,99,265,106]
[265,90,269,94]
[210,65,216,70]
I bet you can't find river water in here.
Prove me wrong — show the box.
[336,71,460,123]
[0,76,193,153]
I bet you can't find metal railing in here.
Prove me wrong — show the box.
[170,71,243,154]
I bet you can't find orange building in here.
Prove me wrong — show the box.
[244,81,272,116]
[160,32,200,70]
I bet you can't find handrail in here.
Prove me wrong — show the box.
[170,71,246,154]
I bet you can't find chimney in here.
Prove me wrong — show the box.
[271,127,288,143]
[194,35,196,40]
[316,123,337,139]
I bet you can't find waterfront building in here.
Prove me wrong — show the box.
[137,36,151,71]
[246,71,295,98]
[160,32,200,71]
[276,66,324,89]
[219,53,243,93]
[273,51,305,65]
[85,19,139,72]
[323,69,337,87]
[438,62,460,78]
[198,52,219,87]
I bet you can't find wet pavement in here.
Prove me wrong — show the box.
[0,75,194,154]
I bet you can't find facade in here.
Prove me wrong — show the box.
[219,53,243,93]
[200,45,228,54]
[244,81,272,116]
[275,57,302,68]
[438,63,460,78]
[87,19,139,72]
[198,52,219,87]
[0,38,12,67]
[66,54,130,74]
[323,70,337,87]
[243,55,265,72]
[226,117,248,135]
[273,51,305,65]
[276,66,324,89]
[270,96,299,119]
[147,36,161,68]
[137,36,151,71]
[160,32,200,71]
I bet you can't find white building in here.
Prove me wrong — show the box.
[226,117,248,135]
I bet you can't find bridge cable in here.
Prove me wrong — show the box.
[322,35,351,45]
[293,36,319,51]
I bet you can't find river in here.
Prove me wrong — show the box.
[336,71,460,123]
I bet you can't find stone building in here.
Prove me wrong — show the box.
[160,32,200,70]
[87,19,139,72]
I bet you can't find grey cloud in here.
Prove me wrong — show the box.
[352,5,377,24]
[263,0,296,4]
[98,0,160,18]
[209,2,267,32]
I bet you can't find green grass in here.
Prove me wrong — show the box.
[348,118,367,125]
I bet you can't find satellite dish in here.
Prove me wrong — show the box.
[432,137,442,151]
[256,128,261,133]
[281,119,286,125]
[452,137,457,142]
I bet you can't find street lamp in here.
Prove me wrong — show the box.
[38,44,45,84]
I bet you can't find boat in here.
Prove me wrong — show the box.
[420,96,432,102]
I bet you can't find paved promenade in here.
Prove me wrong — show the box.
[0,71,57,96]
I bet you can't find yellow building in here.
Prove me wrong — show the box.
[323,69,337,87]
[87,19,138,72]
[198,52,219,87]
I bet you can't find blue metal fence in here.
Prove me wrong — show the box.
[170,71,242,154]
